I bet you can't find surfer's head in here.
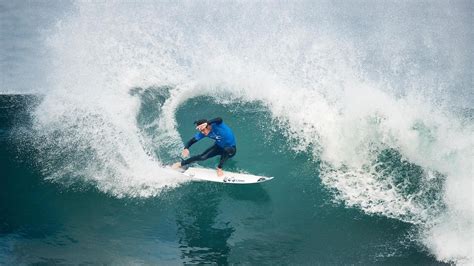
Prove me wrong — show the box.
[194,119,211,135]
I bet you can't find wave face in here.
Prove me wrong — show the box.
[28,1,472,264]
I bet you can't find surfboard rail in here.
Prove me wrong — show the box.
[169,166,273,184]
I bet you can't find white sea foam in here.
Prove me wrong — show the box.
[34,1,473,264]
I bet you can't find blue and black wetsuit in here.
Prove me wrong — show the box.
[181,117,237,169]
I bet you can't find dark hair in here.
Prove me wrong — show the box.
[194,119,209,126]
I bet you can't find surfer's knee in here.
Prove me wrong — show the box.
[224,146,236,157]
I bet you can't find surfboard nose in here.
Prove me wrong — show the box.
[257,177,273,182]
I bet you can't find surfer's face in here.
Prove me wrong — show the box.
[199,125,211,136]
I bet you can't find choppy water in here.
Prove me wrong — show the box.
[1,1,472,265]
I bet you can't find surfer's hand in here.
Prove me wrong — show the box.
[182,149,190,157]
[217,168,224,177]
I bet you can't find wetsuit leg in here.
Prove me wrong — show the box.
[218,146,236,169]
[181,144,222,166]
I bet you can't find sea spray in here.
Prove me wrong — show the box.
[30,1,473,264]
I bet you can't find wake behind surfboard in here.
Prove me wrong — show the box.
[168,166,274,184]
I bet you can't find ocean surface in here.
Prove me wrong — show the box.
[1,1,473,265]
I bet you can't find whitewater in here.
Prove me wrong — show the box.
[2,1,472,264]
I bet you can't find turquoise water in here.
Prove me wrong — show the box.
[0,95,447,264]
[1,1,473,264]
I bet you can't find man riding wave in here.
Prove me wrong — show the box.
[172,117,237,176]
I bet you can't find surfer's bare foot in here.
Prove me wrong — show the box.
[217,168,224,177]
[172,162,182,169]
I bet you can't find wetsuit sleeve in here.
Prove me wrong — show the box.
[184,133,205,149]
[184,137,198,149]
[194,132,205,140]
[208,117,223,125]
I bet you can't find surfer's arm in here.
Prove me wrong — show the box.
[208,117,223,125]
[182,133,205,158]
[184,137,198,149]
[182,137,197,158]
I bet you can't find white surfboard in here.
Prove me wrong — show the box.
[172,167,273,184]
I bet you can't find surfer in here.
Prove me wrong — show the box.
[172,117,237,176]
